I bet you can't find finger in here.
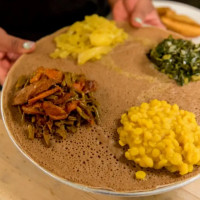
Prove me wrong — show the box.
[112,0,129,21]
[0,65,8,85]
[0,28,36,54]
[0,52,5,59]
[0,59,12,70]
[123,0,138,13]
[130,0,154,27]
[144,10,166,29]
[6,52,21,61]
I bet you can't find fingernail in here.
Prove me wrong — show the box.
[23,41,35,49]
[134,17,143,24]
[134,17,152,28]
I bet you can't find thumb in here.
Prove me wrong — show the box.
[130,0,154,27]
[144,10,166,29]
[112,0,128,21]
[0,28,35,54]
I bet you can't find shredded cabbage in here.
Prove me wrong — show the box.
[50,14,128,65]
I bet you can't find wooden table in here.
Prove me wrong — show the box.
[1,92,200,200]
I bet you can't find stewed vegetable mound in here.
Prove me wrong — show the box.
[118,100,200,175]
[13,67,99,146]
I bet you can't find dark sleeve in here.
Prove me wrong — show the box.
[0,0,110,40]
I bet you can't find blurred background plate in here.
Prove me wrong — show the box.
[153,0,200,43]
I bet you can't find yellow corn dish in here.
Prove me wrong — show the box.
[50,14,127,65]
[118,99,200,175]
[135,171,146,180]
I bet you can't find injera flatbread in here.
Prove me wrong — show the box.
[2,23,200,192]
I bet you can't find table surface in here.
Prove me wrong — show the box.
[1,92,200,200]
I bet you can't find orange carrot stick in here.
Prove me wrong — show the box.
[30,67,45,83]
[53,92,72,104]
[44,68,63,83]
[22,102,44,115]
[66,100,79,114]
[30,67,63,84]
[43,101,68,120]
[73,82,85,92]
[28,86,61,105]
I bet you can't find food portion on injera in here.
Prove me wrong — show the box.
[2,23,200,192]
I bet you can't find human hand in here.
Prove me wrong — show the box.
[0,28,35,85]
[111,0,165,28]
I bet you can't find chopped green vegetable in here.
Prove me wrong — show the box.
[31,116,36,123]
[56,124,67,139]
[76,106,91,121]
[43,129,51,146]
[68,116,77,121]
[91,105,100,124]
[15,75,28,90]
[62,72,73,87]
[147,36,200,86]
[28,124,35,140]
[66,126,77,133]
[45,95,59,101]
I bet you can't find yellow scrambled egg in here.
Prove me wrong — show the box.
[50,14,127,65]
[118,99,200,175]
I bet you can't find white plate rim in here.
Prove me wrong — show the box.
[153,0,200,43]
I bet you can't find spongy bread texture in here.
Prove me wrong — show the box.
[2,23,200,192]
